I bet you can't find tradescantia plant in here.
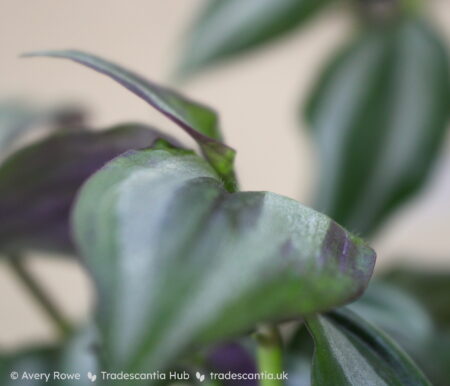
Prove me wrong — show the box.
[180,1,450,384]
[0,50,431,385]
[180,0,450,238]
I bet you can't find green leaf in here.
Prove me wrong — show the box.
[0,101,84,159]
[286,325,314,386]
[381,267,450,386]
[383,267,450,329]
[0,124,172,255]
[305,19,450,236]
[179,0,334,75]
[0,328,99,386]
[305,309,431,386]
[348,282,433,349]
[23,50,237,191]
[0,102,38,155]
[72,145,375,373]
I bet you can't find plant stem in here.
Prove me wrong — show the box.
[8,255,72,338]
[255,324,284,386]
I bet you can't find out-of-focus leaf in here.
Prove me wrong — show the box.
[380,267,450,386]
[206,342,257,385]
[24,50,237,191]
[306,19,450,236]
[179,0,334,75]
[0,102,85,160]
[73,145,375,374]
[415,332,450,386]
[286,325,314,386]
[0,102,38,154]
[305,309,430,385]
[0,124,173,255]
[0,328,99,386]
[382,267,450,329]
[348,282,433,349]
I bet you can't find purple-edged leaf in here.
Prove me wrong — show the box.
[0,101,85,159]
[73,145,375,373]
[0,124,175,255]
[305,309,430,385]
[23,50,237,191]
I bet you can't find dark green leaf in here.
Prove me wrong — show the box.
[348,282,433,349]
[306,19,450,236]
[179,0,334,75]
[381,267,450,386]
[73,145,375,372]
[305,309,431,385]
[286,325,314,386]
[383,267,450,329]
[0,124,173,255]
[23,50,237,191]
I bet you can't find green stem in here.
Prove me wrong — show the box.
[8,255,72,338]
[255,324,284,386]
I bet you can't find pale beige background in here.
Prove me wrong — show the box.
[0,0,449,349]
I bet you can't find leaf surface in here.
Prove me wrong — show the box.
[180,0,334,75]
[306,309,431,385]
[306,19,450,236]
[0,101,84,159]
[0,328,98,386]
[24,50,237,190]
[73,146,375,373]
[383,267,450,328]
[0,124,170,255]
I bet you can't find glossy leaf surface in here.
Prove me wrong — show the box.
[306,19,450,236]
[0,124,169,255]
[306,309,430,385]
[24,50,237,191]
[73,146,375,373]
[180,0,334,75]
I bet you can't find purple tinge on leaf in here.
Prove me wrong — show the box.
[206,342,258,386]
[0,125,177,255]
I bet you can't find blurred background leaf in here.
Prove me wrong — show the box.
[305,18,450,236]
[0,327,99,386]
[342,270,450,386]
[0,124,176,256]
[348,282,433,348]
[379,266,450,386]
[285,325,314,386]
[382,266,450,328]
[0,101,85,159]
[179,0,335,76]
[205,341,258,386]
